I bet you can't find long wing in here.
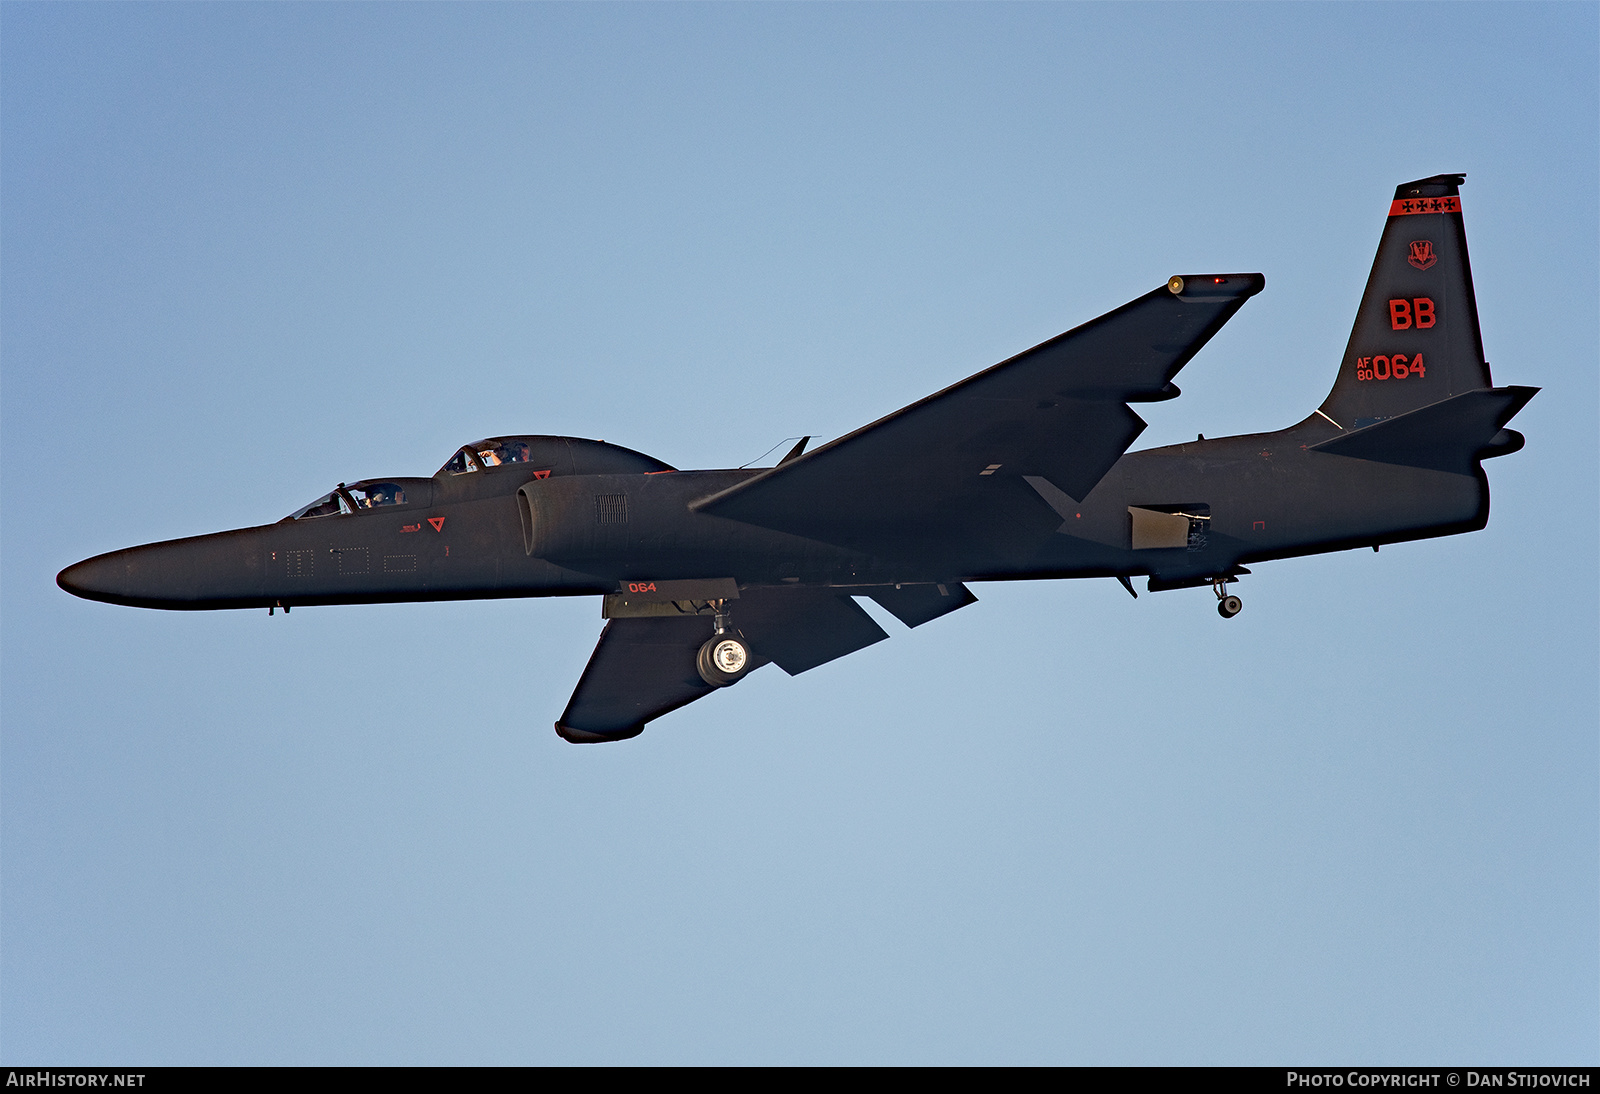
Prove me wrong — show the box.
[554,587,893,742]
[691,275,1263,554]
[555,616,730,742]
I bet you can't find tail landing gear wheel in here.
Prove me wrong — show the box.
[697,634,753,687]
[1210,575,1243,619]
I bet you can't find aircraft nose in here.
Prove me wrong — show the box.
[57,553,130,604]
[57,533,265,608]
[56,541,199,607]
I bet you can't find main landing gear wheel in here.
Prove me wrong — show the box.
[697,634,752,687]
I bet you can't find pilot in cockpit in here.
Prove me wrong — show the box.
[361,483,402,508]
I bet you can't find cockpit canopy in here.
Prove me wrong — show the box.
[288,481,411,521]
[284,437,675,521]
[435,436,675,478]
[438,437,537,475]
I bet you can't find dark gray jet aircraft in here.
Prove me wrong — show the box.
[59,175,1535,742]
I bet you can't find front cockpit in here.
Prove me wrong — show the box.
[285,480,425,521]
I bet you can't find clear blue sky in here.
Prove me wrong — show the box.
[4,2,1595,1064]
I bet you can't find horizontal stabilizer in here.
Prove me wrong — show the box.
[1310,387,1537,474]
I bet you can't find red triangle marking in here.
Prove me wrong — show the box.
[427,517,445,532]
[532,469,551,480]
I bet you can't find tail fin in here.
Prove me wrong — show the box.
[1318,174,1492,430]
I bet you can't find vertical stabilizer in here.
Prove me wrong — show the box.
[1319,174,1492,429]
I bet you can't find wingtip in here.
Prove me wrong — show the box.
[554,721,645,744]
[1166,273,1265,300]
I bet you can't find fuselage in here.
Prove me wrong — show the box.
[56,417,1494,612]
[53,175,1535,746]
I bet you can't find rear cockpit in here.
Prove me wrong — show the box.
[435,436,676,478]
[439,437,538,475]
